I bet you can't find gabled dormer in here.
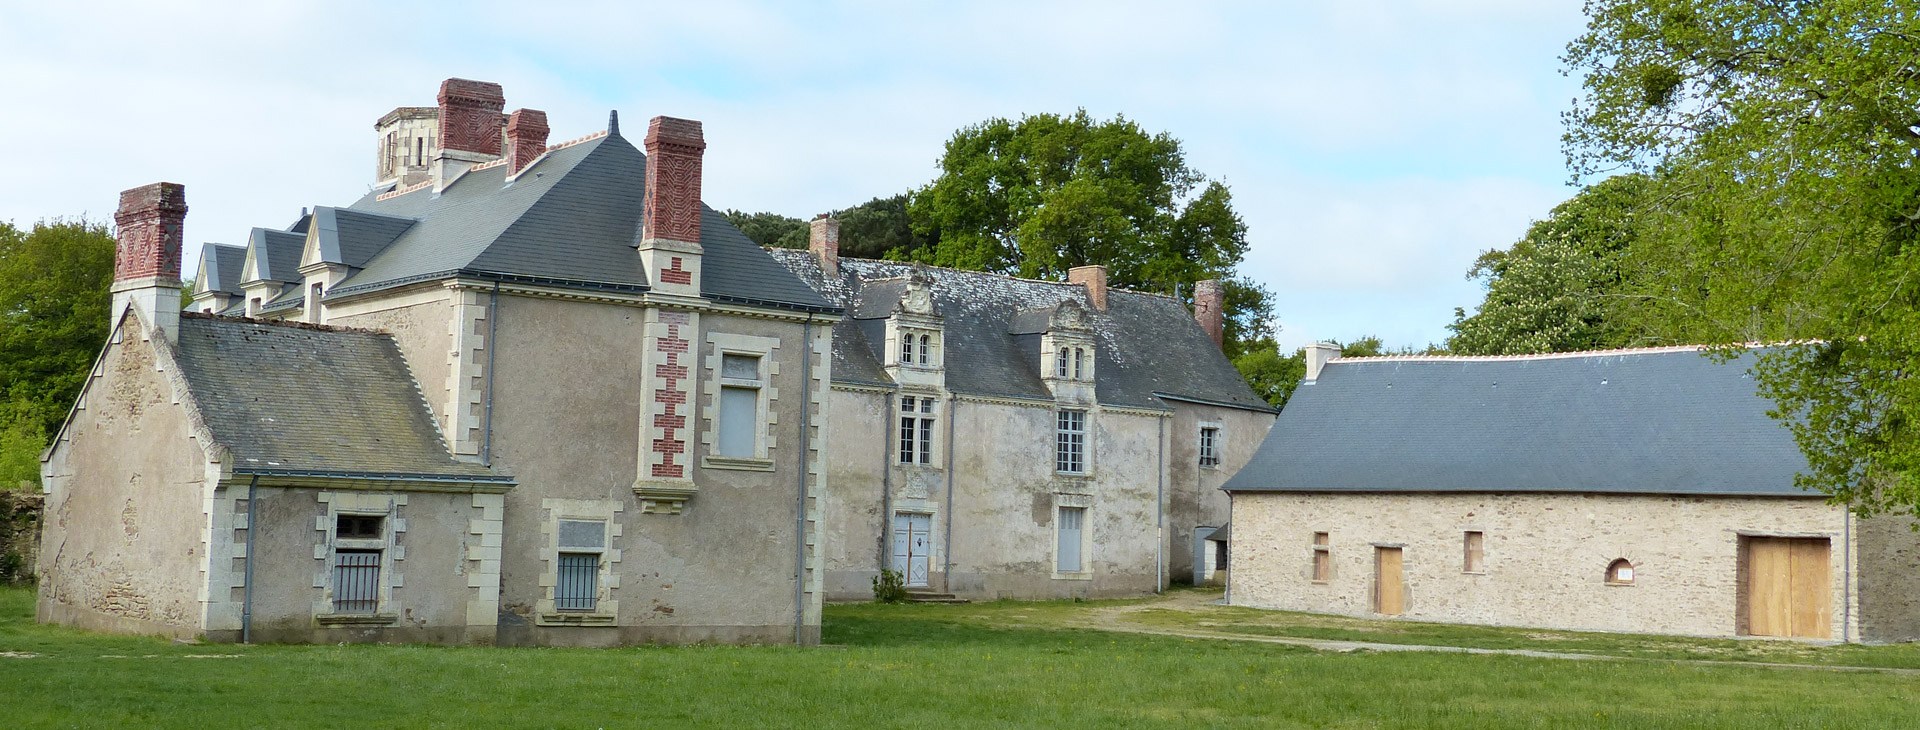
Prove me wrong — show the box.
[190,243,246,315]
[298,207,416,324]
[884,268,945,391]
[240,227,302,319]
[1040,299,1096,404]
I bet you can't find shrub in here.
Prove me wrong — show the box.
[871,569,908,603]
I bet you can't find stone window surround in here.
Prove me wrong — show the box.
[1462,528,1488,575]
[313,492,405,626]
[536,498,624,626]
[890,324,942,370]
[896,391,943,468]
[1051,492,1094,580]
[1042,337,1095,383]
[700,331,782,472]
[1055,407,1091,476]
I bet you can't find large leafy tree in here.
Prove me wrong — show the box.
[1565,1,1920,515]
[0,219,115,488]
[1448,175,1651,355]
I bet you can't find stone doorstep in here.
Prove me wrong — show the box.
[905,591,971,604]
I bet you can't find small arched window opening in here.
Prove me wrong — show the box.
[901,333,915,365]
[1606,559,1634,585]
[1074,348,1085,379]
[1057,348,1070,377]
[919,334,931,365]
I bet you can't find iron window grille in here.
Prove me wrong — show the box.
[1199,426,1221,468]
[555,553,600,611]
[332,550,382,613]
[1056,409,1086,473]
[899,396,936,465]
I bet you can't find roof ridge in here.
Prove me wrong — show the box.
[824,255,1180,300]
[1330,343,1790,364]
[181,310,385,335]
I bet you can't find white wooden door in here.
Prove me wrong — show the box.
[892,513,932,587]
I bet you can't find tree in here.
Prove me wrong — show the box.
[0,219,115,488]
[1232,336,1438,411]
[720,209,809,249]
[1565,1,1920,515]
[1448,175,1651,355]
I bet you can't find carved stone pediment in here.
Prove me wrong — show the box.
[900,268,936,316]
[1050,299,1090,332]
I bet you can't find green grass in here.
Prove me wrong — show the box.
[2,586,1917,728]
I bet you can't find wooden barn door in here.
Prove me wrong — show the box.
[1745,537,1831,639]
[1374,547,1404,615]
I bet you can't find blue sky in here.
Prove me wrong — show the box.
[0,1,1588,350]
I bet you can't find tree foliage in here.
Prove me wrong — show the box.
[721,209,810,250]
[0,219,115,488]
[1565,1,1920,515]
[1448,175,1651,355]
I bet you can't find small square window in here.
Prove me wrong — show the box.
[721,353,761,380]
[336,515,383,540]
[555,553,599,611]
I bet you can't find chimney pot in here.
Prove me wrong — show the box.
[1068,265,1108,311]
[1193,279,1225,349]
[505,108,549,176]
[111,182,187,342]
[810,215,840,276]
[1303,342,1344,382]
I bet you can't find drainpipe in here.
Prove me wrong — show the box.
[1156,416,1165,594]
[880,383,898,572]
[795,315,815,645]
[482,281,500,466]
[941,396,956,592]
[241,474,259,644]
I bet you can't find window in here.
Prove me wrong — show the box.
[1073,347,1084,379]
[332,514,385,614]
[1464,531,1485,573]
[308,282,323,321]
[716,354,761,458]
[1198,426,1221,468]
[1055,409,1086,473]
[901,334,915,365]
[918,334,931,365]
[899,396,936,465]
[555,519,606,612]
[1606,558,1634,585]
[1311,532,1331,582]
[1214,539,1229,573]
[337,514,383,539]
[1057,348,1070,377]
[414,137,424,166]
[1056,506,1085,573]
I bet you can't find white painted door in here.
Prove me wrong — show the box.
[892,513,932,587]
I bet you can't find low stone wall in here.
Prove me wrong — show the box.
[1,490,43,585]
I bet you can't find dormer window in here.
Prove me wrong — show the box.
[902,334,915,365]
[1057,348,1070,377]
[1074,348,1085,379]
[918,334,931,365]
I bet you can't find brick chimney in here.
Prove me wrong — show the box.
[111,182,186,343]
[810,214,840,276]
[432,78,505,191]
[1068,265,1108,311]
[505,109,549,177]
[639,116,707,296]
[1193,279,1225,349]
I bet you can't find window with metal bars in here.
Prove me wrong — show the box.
[333,550,381,613]
[1199,426,1221,468]
[899,396,936,464]
[1056,409,1086,473]
[555,553,599,611]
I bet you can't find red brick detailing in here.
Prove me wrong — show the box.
[810,215,840,276]
[505,108,549,175]
[113,182,187,282]
[437,78,506,156]
[648,312,694,479]
[1193,279,1225,350]
[660,256,693,285]
[643,116,706,243]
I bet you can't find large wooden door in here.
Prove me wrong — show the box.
[891,513,932,587]
[1745,537,1831,639]
[1375,547,1404,615]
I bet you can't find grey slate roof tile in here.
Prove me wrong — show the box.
[197,243,247,295]
[246,228,305,284]
[172,314,504,481]
[314,207,415,269]
[1221,348,1813,496]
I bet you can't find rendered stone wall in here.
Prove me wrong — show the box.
[1165,403,1272,584]
[1230,491,1873,639]
[1852,513,1920,642]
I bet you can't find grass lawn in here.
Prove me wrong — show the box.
[2,586,1916,729]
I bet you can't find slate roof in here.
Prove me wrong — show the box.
[769,251,1272,412]
[326,130,833,313]
[196,243,247,295]
[171,313,507,482]
[311,206,415,269]
[245,228,305,284]
[1221,347,1815,496]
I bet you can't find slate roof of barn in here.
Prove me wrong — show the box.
[768,251,1273,412]
[1221,346,1815,496]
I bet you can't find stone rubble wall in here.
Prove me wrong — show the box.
[1,490,44,585]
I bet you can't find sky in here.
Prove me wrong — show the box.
[0,1,1589,351]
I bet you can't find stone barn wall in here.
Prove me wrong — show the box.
[1,490,42,584]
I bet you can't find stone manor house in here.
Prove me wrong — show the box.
[35,78,1271,645]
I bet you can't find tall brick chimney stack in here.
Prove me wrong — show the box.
[505,108,549,176]
[639,116,708,297]
[1068,265,1108,311]
[432,78,505,191]
[810,215,840,277]
[1193,279,1225,349]
[111,182,187,343]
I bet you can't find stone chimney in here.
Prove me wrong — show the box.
[1068,265,1108,311]
[1303,342,1343,382]
[505,109,549,177]
[111,182,186,343]
[639,116,707,297]
[810,215,840,276]
[1193,279,1225,349]
[432,78,505,191]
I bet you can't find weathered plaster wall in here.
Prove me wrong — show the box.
[1230,492,1858,639]
[1852,513,1920,642]
[486,296,820,645]
[1165,403,1272,584]
[821,386,889,599]
[37,328,210,638]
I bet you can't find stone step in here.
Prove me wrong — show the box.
[905,591,970,604]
